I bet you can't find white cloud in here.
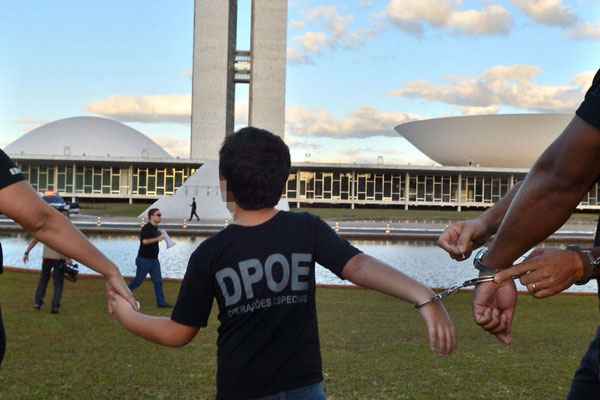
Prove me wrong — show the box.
[87,95,413,140]
[510,0,599,41]
[386,0,513,36]
[287,5,382,64]
[573,71,596,90]
[390,65,589,113]
[511,0,577,27]
[288,136,435,165]
[87,95,192,124]
[152,137,189,158]
[295,31,329,54]
[447,5,513,36]
[569,22,600,40]
[287,47,313,64]
[461,105,501,115]
[286,105,418,139]
[290,20,306,30]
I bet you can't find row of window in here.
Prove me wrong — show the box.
[284,171,521,205]
[18,164,196,196]
[16,162,600,209]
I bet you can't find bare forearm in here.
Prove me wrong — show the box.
[0,182,120,277]
[115,309,197,348]
[342,254,434,305]
[486,117,600,269]
[25,239,39,254]
[117,311,180,346]
[479,181,522,234]
[31,211,119,277]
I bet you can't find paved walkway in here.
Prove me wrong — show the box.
[0,213,595,241]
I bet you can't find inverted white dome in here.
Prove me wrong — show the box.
[395,114,573,168]
[5,116,172,160]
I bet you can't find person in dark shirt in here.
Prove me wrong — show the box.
[110,127,456,400]
[0,149,137,366]
[128,208,171,308]
[189,197,200,222]
[438,69,600,398]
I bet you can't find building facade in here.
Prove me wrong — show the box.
[15,158,198,202]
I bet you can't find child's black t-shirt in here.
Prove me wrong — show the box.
[171,211,362,400]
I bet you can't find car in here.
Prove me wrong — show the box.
[67,201,80,215]
[42,194,68,212]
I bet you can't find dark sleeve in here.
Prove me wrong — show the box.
[311,214,362,279]
[0,150,24,190]
[576,69,600,129]
[140,225,159,240]
[171,243,215,327]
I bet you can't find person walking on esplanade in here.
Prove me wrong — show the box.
[24,208,72,314]
[189,197,200,222]
[128,208,172,308]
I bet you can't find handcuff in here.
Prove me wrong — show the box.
[415,248,497,310]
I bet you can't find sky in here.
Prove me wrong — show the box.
[0,0,599,165]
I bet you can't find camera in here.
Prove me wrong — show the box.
[63,263,79,282]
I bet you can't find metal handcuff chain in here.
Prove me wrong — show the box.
[415,248,523,310]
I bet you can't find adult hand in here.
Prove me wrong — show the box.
[472,280,517,345]
[105,272,139,312]
[495,248,584,298]
[437,219,492,261]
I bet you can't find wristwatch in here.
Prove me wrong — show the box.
[567,245,600,285]
[473,248,497,276]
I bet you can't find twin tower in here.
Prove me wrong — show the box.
[191,0,288,160]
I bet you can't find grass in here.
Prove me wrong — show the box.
[79,202,150,218]
[78,202,600,223]
[291,207,486,221]
[0,271,597,399]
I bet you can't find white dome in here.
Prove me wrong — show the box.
[5,116,173,160]
[395,113,573,168]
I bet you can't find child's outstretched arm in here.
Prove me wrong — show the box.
[341,254,456,356]
[109,290,199,348]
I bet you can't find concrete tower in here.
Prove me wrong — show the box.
[191,0,288,161]
[145,0,290,220]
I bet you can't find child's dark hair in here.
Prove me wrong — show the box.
[219,127,291,210]
[148,208,160,219]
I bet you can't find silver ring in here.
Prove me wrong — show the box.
[531,283,537,291]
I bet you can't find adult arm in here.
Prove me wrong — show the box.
[437,181,522,260]
[142,235,163,246]
[23,238,39,263]
[485,116,600,270]
[476,116,600,344]
[0,181,137,308]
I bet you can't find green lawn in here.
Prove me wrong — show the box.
[78,202,600,223]
[0,271,596,399]
[79,202,151,218]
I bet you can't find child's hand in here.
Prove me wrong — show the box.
[108,288,137,319]
[418,301,457,356]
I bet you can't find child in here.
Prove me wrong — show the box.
[109,127,456,400]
